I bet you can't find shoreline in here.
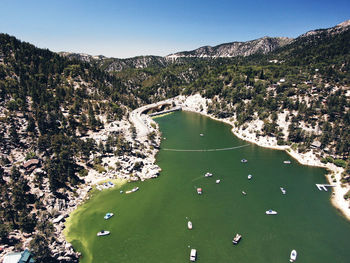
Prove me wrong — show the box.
[56,94,349,261]
[168,94,350,221]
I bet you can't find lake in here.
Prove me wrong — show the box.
[65,111,350,262]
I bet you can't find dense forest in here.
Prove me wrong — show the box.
[0,21,350,262]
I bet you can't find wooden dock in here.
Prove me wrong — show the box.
[316,184,335,191]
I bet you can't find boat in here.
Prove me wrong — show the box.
[284,160,291,164]
[197,188,202,195]
[232,233,242,244]
[126,187,139,194]
[242,191,247,195]
[190,249,197,262]
[241,159,247,163]
[204,172,213,177]
[200,134,204,136]
[97,230,110,236]
[290,250,297,262]
[188,221,192,230]
[265,209,277,215]
[248,174,252,180]
[104,212,114,220]
[120,190,123,194]
[216,179,221,184]
[280,187,286,194]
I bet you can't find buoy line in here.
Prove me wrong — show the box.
[162,144,249,152]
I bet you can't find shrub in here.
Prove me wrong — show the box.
[326,156,334,163]
[334,159,347,168]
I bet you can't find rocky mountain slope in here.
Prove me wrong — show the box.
[166,36,293,59]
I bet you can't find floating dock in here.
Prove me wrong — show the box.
[316,184,335,191]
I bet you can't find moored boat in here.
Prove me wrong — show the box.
[232,233,242,244]
[126,187,139,194]
[280,187,286,194]
[242,191,247,195]
[216,179,221,184]
[284,160,291,164]
[190,249,197,262]
[188,221,192,230]
[290,249,297,262]
[97,230,110,236]
[104,212,114,220]
[266,209,277,215]
[197,188,202,195]
[241,159,248,163]
[248,174,252,180]
[204,172,213,177]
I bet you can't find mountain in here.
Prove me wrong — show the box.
[60,52,168,72]
[268,20,350,65]
[166,37,293,59]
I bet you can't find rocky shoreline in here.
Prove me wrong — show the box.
[170,94,350,221]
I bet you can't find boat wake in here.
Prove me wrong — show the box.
[162,144,249,152]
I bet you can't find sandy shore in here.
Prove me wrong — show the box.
[160,94,350,221]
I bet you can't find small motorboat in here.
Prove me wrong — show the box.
[248,174,252,180]
[97,230,110,236]
[266,210,277,215]
[241,159,248,163]
[204,172,213,177]
[290,249,297,262]
[242,191,247,195]
[126,187,139,194]
[280,187,286,194]
[190,249,197,262]
[104,213,114,220]
[200,134,204,136]
[216,179,221,184]
[284,160,291,164]
[232,233,242,244]
[197,188,202,195]
[188,221,193,230]
[120,190,123,194]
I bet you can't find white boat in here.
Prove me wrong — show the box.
[290,249,297,262]
[241,159,247,163]
[266,210,277,215]
[248,174,252,180]
[197,188,202,195]
[242,191,247,195]
[97,230,110,236]
[216,179,221,184]
[126,187,139,194]
[232,233,242,244]
[284,160,291,164]
[200,134,204,136]
[204,172,213,177]
[188,221,192,230]
[104,213,114,220]
[280,187,286,194]
[190,249,197,262]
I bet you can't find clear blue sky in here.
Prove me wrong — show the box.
[1,0,349,58]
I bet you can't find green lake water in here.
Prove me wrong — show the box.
[65,111,350,263]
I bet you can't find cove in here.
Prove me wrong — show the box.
[64,111,350,263]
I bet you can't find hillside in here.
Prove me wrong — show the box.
[0,34,160,262]
[166,36,293,59]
